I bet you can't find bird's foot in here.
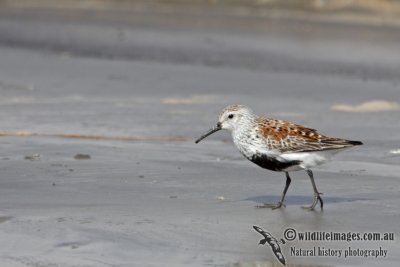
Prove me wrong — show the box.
[256,202,285,209]
[301,192,323,211]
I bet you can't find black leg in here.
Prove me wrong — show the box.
[256,172,291,209]
[302,169,323,210]
[279,172,291,205]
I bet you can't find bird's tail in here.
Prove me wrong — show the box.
[347,140,363,146]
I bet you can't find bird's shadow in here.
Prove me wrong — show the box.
[245,195,372,205]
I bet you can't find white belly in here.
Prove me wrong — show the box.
[278,149,342,171]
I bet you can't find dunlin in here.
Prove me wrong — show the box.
[195,105,362,210]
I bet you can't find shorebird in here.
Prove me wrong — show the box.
[253,226,286,265]
[195,105,362,210]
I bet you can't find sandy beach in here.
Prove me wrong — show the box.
[0,2,399,266]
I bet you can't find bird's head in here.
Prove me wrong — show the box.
[195,105,254,143]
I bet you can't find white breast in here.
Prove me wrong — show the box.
[232,129,278,159]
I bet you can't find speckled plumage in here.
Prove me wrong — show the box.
[220,104,359,154]
[196,104,363,210]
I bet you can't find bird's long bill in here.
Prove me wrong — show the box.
[195,123,221,143]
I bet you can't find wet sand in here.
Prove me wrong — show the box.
[0,4,399,267]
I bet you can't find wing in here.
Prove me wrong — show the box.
[256,118,362,153]
[253,226,277,239]
[267,238,286,265]
[253,226,268,238]
[272,248,286,266]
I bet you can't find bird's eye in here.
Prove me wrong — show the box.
[228,114,234,119]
